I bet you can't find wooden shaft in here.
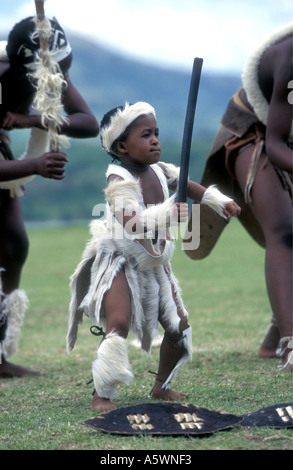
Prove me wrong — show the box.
[34,0,60,152]
[177,57,203,202]
[35,0,45,20]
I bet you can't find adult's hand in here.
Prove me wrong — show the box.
[2,112,41,130]
[35,152,68,179]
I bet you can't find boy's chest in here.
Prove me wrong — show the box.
[139,171,164,206]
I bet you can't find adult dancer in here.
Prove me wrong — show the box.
[0,16,99,377]
[186,23,292,370]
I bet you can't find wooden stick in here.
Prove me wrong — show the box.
[34,1,47,52]
[34,0,51,71]
[177,57,203,202]
[33,0,65,152]
[35,0,45,20]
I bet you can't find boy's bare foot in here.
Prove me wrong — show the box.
[151,380,188,401]
[258,321,280,358]
[90,392,117,413]
[0,361,42,378]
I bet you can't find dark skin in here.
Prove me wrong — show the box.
[0,54,99,137]
[91,114,240,412]
[0,48,99,378]
[234,36,292,369]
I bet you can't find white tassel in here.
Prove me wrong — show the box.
[92,331,134,399]
[32,16,70,152]
[201,185,233,220]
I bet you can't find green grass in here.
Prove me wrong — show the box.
[0,221,292,450]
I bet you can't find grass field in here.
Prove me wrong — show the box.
[0,220,292,451]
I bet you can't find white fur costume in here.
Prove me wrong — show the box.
[67,160,232,399]
[67,162,190,398]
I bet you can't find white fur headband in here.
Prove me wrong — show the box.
[100,102,156,153]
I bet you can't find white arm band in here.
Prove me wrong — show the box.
[201,185,233,219]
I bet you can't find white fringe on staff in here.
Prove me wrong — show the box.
[31,16,70,152]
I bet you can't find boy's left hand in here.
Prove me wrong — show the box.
[223,201,241,220]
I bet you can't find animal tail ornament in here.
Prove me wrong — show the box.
[33,0,70,152]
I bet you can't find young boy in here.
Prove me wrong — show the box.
[67,102,240,412]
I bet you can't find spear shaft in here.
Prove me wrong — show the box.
[33,0,68,152]
[177,57,203,202]
[35,0,45,21]
[34,0,48,60]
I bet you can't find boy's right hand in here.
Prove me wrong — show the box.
[35,152,68,180]
[172,202,189,223]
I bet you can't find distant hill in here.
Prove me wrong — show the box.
[1,31,241,222]
[67,34,241,140]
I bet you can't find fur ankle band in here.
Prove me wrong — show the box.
[92,331,134,400]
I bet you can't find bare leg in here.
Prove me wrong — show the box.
[151,331,189,401]
[90,269,131,412]
[258,317,280,358]
[0,192,41,377]
[151,280,190,400]
[235,147,292,368]
[0,192,29,291]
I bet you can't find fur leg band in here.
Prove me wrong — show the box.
[162,326,192,389]
[92,331,134,399]
[1,290,29,360]
[276,336,293,370]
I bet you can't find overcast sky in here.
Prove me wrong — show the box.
[1,0,292,74]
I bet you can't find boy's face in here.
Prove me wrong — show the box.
[118,114,161,165]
